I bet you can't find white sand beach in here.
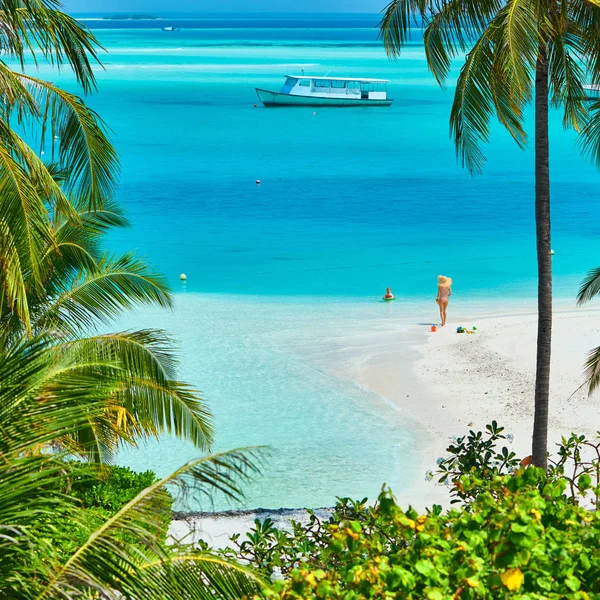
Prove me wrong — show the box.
[352,304,600,504]
[170,302,600,545]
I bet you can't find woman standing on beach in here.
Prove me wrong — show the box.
[436,275,452,326]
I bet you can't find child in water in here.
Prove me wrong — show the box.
[383,287,395,300]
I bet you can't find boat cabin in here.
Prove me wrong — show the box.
[280,76,390,101]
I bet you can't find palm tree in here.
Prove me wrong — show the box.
[0,2,213,458]
[0,334,264,598]
[1,193,213,460]
[380,0,600,469]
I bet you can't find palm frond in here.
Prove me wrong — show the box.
[42,252,172,333]
[577,98,600,165]
[0,217,30,334]
[378,0,429,58]
[449,29,497,173]
[0,334,123,456]
[14,72,119,210]
[0,2,104,93]
[36,449,265,599]
[584,344,600,394]
[126,551,264,600]
[495,0,538,102]
[548,22,587,131]
[423,0,504,84]
[62,330,214,451]
[570,0,600,86]
[576,266,600,305]
[0,118,56,299]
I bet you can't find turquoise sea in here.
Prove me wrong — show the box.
[41,13,600,510]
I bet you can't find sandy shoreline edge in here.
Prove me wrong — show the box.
[169,303,600,546]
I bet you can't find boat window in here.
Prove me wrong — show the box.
[285,77,298,87]
[299,79,311,87]
[347,81,360,89]
[331,80,346,88]
[315,79,332,88]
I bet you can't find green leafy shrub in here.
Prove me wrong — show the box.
[434,421,520,503]
[229,425,600,599]
[238,473,599,599]
[68,464,161,512]
[41,463,172,560]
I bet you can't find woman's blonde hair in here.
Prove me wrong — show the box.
[438,275,452,287]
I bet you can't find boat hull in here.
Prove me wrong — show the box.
[255,88,393,107]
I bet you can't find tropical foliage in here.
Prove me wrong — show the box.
[0,0,213,459]
[378,0,600,469]
[229,426,600,599]
[0,2,264,597]
[0,343,263,596]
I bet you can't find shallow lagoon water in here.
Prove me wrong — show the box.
[37,14,600,509]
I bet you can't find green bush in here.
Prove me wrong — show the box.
[40,464,172,560]
[227,426,600,599]
[68,464,160,512]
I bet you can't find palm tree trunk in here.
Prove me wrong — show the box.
[532,48,552,470]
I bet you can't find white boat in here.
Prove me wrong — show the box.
[256,76,393,107]
[584,84,600,99]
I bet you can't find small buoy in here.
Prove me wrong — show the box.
[54,135,58,140]
[41,151,45,155]
[256,179,261,185]
[179,273,187,281]
[431,325,437,332]
[313,112,317,115]
[550,249,555,255]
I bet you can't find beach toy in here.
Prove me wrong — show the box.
[473,326,477,331]
[382,296,396,302]
[431,325,437,332]
[179,273,187,281]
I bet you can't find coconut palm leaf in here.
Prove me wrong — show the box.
[573,0,600,85]
[13,71,119,209]
[0,1,104,93]
[41,252,172,334]
[60,330,214,454]
[0,335,128,458]
[422,0,505,84]
[0,217,30,335]
[380,0,504,61]
[582,345,600,393]
[576,266,600,305]
[125,552,264,600]
[0,122,55,290]
[548,28,587,131]
[35,449,265,599]
[448,30,498,173]
[577,97,600,166]
[38,198,129,298]
[378,0,428,58]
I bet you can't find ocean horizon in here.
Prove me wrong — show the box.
[32,12,600,510]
